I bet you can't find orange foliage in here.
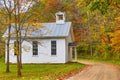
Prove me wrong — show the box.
[74,29,81,43]
[42,0,59,13]
[111,29,120,53]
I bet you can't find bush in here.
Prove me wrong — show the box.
[0,53,4,60]
[77,43,90,56]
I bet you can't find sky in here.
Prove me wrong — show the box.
[0,0,34,13]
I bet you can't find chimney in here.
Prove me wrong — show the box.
[55,11,65,24]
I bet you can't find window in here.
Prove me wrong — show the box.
[51,41,57,55]
[33,41,38,56]
[58,15,63,20]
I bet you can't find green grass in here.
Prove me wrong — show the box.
[78,56,120,66]
[0,59,85,80]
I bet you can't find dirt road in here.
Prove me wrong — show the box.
[66,60,120,80]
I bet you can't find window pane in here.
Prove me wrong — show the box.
[51,41,56,44]
[51,41,56,55]
[33,41,38,55]
[58,15,63,20]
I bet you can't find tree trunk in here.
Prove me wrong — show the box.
[17,0,22,69]
[19,32,22,69]
[6,43,10,72]
[17,54,21,76]
[90,42,93,56]
[6,14,12,73]
[16,34,21,76]
[14,0,21,76]
[87,11,93,56]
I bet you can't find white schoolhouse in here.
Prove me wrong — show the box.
[3,12,75,64]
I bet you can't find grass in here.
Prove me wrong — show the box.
[0,59,85,80]
[78,56,120,66]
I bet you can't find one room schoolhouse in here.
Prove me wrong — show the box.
[3,12,77,64]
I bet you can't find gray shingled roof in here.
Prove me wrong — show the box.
[3,22,72,38]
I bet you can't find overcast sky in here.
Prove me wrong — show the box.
[0,0,34,13]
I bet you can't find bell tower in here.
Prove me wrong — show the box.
[56,11,65,24]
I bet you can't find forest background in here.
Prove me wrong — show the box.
[0,0,120,60]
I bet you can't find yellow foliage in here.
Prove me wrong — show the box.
[107,32,113,36]
[1,37,6,41]
[111,29,120,54]
[115,17,120,21]
[111,30,120,46]
[75,0,84,8]
[100,26,105,33]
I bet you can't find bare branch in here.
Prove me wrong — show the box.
[2,0,9,13]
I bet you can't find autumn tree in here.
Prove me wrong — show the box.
[0,0,15,72]
[76,0,120,59]
[12,0,40,76]
[1,0,39,76]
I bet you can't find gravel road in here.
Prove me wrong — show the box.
[66,60,120,80]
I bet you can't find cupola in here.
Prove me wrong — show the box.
[55,11,65,24]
